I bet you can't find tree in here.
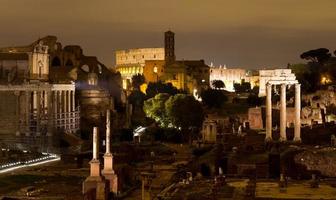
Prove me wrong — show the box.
[165,94,204,143]
[211,80,225,90]
[128,90,146,107]
[131,74,145,90]
[143,93,171,127]
[146,81,181,98]
[300,48,331,64]
[200,89,228,108]
[233,82,251,93]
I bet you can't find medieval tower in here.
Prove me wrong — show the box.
[164,31,176,64]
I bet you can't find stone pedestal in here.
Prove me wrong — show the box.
[83,160,108,200]
[82,127,109,200]
[102,154,118,194]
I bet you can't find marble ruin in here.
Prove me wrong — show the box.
[0,42,79,151]
[264,71,301,142]
[83,110,118,199]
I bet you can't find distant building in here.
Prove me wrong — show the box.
[209,65,259,92]
[0,36,122,152]
[115,31,209,95]
[142,31,210,95]
[115,48,164,89]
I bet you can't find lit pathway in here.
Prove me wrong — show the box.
[0,153,60,174]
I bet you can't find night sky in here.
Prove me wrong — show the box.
[1,0,336,69]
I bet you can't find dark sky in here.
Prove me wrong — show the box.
[1,0,336,69]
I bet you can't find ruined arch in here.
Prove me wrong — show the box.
[51,56,61,67]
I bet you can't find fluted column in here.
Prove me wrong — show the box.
[294,84,301,142]
[280,84,287,141]
[265,83,272,141]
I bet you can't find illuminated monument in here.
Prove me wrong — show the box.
[115,31,210,95]
[260,69,301,142]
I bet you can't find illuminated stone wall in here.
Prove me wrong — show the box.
[210,67,247,91]
[115,48,164,66]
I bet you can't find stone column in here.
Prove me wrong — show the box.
[102,109,118,194]
[47,90,53,137]
[294,84,301,142]
[67,90,72,131]
[93,127,98,161]
[25,91,31,136]
[280,84,287,141]
[63,90,67,130]
[72,90,76,112]
[58,90,62,117]
[265,83,272,142]
[54,91,58,121]
[105,109,111,155]
[15,91,21,136]
[83,127,107,200]
[36,91,41,136]
[90,127,100,176]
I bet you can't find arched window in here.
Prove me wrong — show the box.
[51,57,61,66]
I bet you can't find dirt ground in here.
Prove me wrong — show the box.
[0,160,87,199]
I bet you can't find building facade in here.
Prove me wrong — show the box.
[209,65,259,92]
[115,48,164,89]
[115,31,210,95]
[0,42,79,151]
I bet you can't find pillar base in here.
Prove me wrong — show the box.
[279,137,287,142]
[90,159,101,177]
[102,172,118,194]
[102,154,114,173]
[265,136,273,143]
[83,176,108,200]
[293,137,302,143]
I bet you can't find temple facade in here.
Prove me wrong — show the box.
[0,41,79,151]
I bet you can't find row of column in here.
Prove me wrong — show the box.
[17,89,76,136]
[53,90,76,116]
[265,83,301,142]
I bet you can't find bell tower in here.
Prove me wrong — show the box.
[164,31,175,64]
